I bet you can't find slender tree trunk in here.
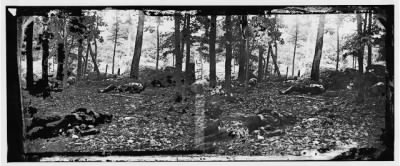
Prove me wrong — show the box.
[274,15,279,75]
[238,16,246,83]
[77,39,83,80]
[181,17,186,57]
[56,43,65,81]
[174,13,182,73]
[42,36,50,97]
[112,18,118,75]
[265,46,270,76]
[184,15,191,94]
[311,15,326,81]
[336,22,340,71]
[156,17,160,70]
[88,41,100,77]
[84,40,90,79]
[367,10,372,67]
[356,13,364,73]
[130,10,145,79]
[258,46,264,81]
[209,15,217,87]
[269,44,280,77]
[292,20,298,77]
[25,22,34,91]
[225,15,232,92]
[62,17,70,88]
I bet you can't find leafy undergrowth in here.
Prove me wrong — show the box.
[23,78,385,158]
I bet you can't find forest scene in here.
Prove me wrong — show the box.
[8,6,394,161]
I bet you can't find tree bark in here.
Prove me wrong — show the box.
[77,39,83,80]
[56,43,65,81]
[238,16,246,83]
[62,16,70,88]
[258,46,264,81]
[184,15,191,96]
[336,21,340,71]
[367,10,372,67]
[311,15,326,81]
[156,17,160,70]
[225,15,232,92]
[88,41,100,77]
[25,22,34,91]
[130,10,145,79]
[42,35,50,97]
[112,15,118,75]
[265,46,270,76]
[269,44,280,77]
[84,40,90,79]
[356,13,364,73]
[292,20,298,77]
[174,13,182,74]
[209,15,217,87]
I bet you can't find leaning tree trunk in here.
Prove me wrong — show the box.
[269,44,280,77]
[25,22,34,91]
[209,15,217,87]
[310,15,326,81]
[88,41,100,77]
[130,10,145,79]
[356,13,364,73]
[42,33,50,98]
[367,10,372,67]
[225,15,232,92]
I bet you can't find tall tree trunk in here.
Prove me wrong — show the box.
[244,16,250,86]
[269,44,280,77]
[258,46,264,81]
[367,10,372,67]
[77,39,83,80]
[356,13,364,73]
[130,10,145,79]
[209,15,217,87]
[336,21,340,71]
[25,22,34,91]
[42,35,50,98]
[310,15,326,81]
[88,41,100,77]
[274,15,279,75]
[156,17,160,70]
[181,17,186,57]
[56,43,65,81]
[225,15,232,92]
[238,16,246,83]
[63,35,75,87]
[184,15,191,94]
[112,17,118,75]
[292,20,298,77]
[265,46,270,76]
[84,40,90,79]
[174,13,182,73]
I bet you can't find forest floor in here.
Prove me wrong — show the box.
[23,76,386,158]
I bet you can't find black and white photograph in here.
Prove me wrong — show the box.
[1,0,398,163]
